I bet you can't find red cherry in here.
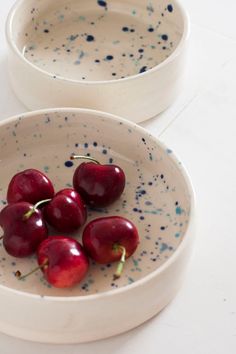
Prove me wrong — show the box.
[82,216,139,279]
[7,169,55,204]
[44,188,87,232]
[72,156,126,207]
[0,202,48,257]
[37,236,89,288]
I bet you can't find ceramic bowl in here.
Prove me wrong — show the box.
[0,108,195,343]
[6,0,190,122]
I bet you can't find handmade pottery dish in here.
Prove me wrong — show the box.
[0,108,195,343]
[6,0,190,122]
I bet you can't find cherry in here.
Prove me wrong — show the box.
[16,236,89,288]
[71,155,126,207]
[82,216,139,279]
[44,188,87,232]
[0,201,48,257]
[7,169,55,204]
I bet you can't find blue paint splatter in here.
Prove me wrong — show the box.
[160,243,168,252]
[176,206,182,215]
[162,34,168,41]
[106,55,114,61]
[167,4,173,12]
[68,34,79,41]
[98,0,107,7]
[65,161,74,168]
[86,35,95,42]
[139,66,147,74]
[175,232,180,238]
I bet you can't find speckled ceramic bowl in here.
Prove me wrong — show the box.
[6,0,189,122]
[0,108,195,343]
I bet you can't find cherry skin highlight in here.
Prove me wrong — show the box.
[44,188,87,232]
[37,236,89,288]
[7,169,55,204]
[0,202,48,257]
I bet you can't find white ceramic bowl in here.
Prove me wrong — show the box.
[0,108,195,343]
[6,0,190,122]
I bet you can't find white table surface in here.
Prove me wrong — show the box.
[0,1,236,353]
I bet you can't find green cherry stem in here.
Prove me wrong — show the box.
[70,154,100,165]
[15,260,48,281]
[23,199,51,220]
[113,245,126,280]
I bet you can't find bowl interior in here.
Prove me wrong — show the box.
[10,0,185,81]
[0,110,191,297]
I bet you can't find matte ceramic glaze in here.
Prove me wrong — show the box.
[0,108,195,343]
[6,1,190,122]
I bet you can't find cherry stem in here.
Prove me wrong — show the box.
[0,236,3,241]
[113,245,126,280]
[70,154,100,165]
[15,260,48,281]
[23,199,51,220]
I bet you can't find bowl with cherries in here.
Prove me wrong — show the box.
[0,108,195,343]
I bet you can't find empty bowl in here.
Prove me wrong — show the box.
[0,108,195,343]
[6,0,190,122]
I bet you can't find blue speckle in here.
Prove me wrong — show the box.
[84,143,89,148]
[175,232,180,238]
[160,226,166,230]
[86,35,95,42]
[122,27,129,32]
[106,55,114,61]
[176,206,182,215]
[102,149,107,154]
[68,34,79,41]
[139,66,147,74]
[166,148,172,154]
[58,14,65,21]
[162,34,168,41]
[167,4,173,12]
[160,243,168,252]
[93,142,98,146]
[98,0,107,7]
[65,161,74,168]
[148,27,154,32]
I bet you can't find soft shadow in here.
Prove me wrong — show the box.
[0,54,27,120]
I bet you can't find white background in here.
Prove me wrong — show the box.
[0,1,236,353]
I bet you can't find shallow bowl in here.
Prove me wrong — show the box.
[6,0,189,122]
[0,108,195,343]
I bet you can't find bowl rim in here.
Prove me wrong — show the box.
[0,107,196,302]
[5,0,190,85]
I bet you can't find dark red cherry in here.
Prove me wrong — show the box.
[0,202,48,257]
[72,155,126,207]
[82,216,139,279]
[7,169,55,204]
[37,236,89,288]
[44,188,87,232]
